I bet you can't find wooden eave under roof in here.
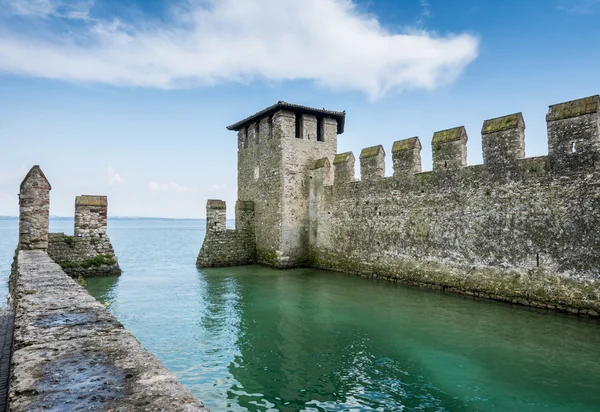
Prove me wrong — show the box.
[226,101,346,134]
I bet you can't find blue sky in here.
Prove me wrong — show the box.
[0,0,599,218]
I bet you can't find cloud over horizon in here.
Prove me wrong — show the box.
[0,0,479,99]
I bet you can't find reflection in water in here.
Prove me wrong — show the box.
[85,276,120,307]
[79,219,600,412]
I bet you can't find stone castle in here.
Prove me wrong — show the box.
[198,96,600,316]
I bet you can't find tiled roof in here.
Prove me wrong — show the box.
[226,101,346,134]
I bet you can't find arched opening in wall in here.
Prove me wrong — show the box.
[255,122,260,144]
[243,127,249,149]
[316,117,324,142]
[268,115,273,139]
[295,113,303,138]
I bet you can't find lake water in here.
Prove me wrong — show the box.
[1,218,600,411]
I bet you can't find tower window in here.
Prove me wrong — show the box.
[295,113,303,139]
[317,117,324,142]
[570,141,577,153]
[268,115,273,139]
[243,126,248,149]
[255,122,260,144]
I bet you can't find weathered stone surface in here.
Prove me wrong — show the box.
[360,145,385,181]
[203,104,343,267]
[9,250,207,411]
[48,195,121,277]
[392,137,422,175]
[432,126,468,170]
[199,96,600,317]
[482,113,525,172]
[18,166,51,251]
[197,201,255,267]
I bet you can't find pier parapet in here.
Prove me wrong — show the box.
[74,196,108,240]
[18,166,51,251]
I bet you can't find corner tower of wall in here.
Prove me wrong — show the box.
[202,101,345,268]
[18,165,51,251]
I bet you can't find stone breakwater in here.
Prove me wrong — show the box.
[9,250,207,411]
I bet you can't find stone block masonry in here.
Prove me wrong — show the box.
[309,95,600,316]
[18,166,121,277]
[18,166,51,251]
[197,200,255,267]
[201,95,600,317]
[9,250,207,411]
[48,195,121,277]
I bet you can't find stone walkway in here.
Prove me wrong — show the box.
[0,308,14,412]
[9,250,207,411]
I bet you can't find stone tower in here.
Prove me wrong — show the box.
[226,101,345,267]
[19,165,51,250]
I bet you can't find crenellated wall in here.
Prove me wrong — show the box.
[197,200,255,267]
[308,95,600,316]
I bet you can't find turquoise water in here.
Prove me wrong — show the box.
[1,218,600,411]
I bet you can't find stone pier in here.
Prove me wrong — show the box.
[8,165,206,411]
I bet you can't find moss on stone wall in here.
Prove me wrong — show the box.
[482,113,523,134]
[432,126,466,144]
[392,137,420,152]
[547,95,599,121]
[333,152,353,164]
[360,145,384,159]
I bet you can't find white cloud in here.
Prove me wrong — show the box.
[1,0,94,19]
[107,165,123,186]
[557,0,600,14]
[0,0,479,99]
[148,180,196,194]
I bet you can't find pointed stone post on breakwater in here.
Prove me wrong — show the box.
[19,165,51,251]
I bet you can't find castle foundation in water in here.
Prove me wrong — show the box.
[198,96,600,317]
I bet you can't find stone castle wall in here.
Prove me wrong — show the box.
[308,95,600,316]
[197,200,255,267]
[47,195,121,277]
